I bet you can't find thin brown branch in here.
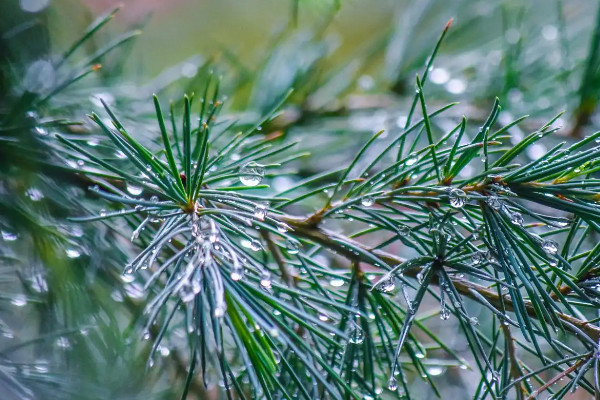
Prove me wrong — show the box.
[282,216,600,342]
[526,357,589,400]
[501,324,526,400]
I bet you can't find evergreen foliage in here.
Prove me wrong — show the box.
[2,2,600,400]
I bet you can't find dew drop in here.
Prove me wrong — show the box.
[426,366,446,376]
[440,309,450,320]
[2,231,18,241]
[179,283,196,303]
[25,187,44,201]
[250,239,262,251]
[449,188,467,208]
[126,184,143,196]
[486,195,500,210]
[55,337,71,349]
[510,212,523,226]
[541,239,558,255]
[378,277,395,293]
[65,248,81,258]
[387,376,398,391]
[348,322,364,344]
[99,209,107,217]
[405,155,417,166]
[20,0,49,13]
[253,204,267,220]
[276,221,290,233]
[239,161,265,187]
[214,304,226,318]
[329,278,345,287]
[361,197,375,207]
[10,294,27,307]
[285,239,300,255]
[260,271,272,289]
[35,126,48,136]
[471,251,485,265]
[230,267,244,281]
[160,346,170,357]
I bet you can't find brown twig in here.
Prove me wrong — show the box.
[281,215,600,342]
[501,324,526,400]
[525,357,589,400]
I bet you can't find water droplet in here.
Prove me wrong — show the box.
[378,277,395,293]
[115,150,126,159]
[510,212,523,226]
[30,273,48,293]
[179,283,196,302]
[469,317,479,326]
[35,126,48,136]
[440,308,450,320]
[247,239,262,252]
[150,195,159,203]
[348,322,364,344]
[276,221,290,233]
[99,209,107,217]
[260,271,272,289]
[214,304,226,318]
[25,187,44,201]
[405,155,417,166]
[253,204,267,220]
[159,346,170,357]
[361,197,375,207]
[426,366,446,376]
[387,376,398,391]
[239,161,265,187]
[230,267,244,281]
[416,270,426,284]
[486,195,500,209]
[65,248,81,258]
[471,252,485,265]
[20,0,49,13]
[329,278,345,287]
[2,231,18,241]
[399,225,410,236]
[10,294,27,307]
[318,313,329,322]
[449,188,467,208]
[440,286,450,320]
[55,336,71,349]
[126,184,143,196]
[285,239,300,255]
[541,239,558,255]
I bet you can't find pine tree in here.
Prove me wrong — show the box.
[2,1,600,400]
